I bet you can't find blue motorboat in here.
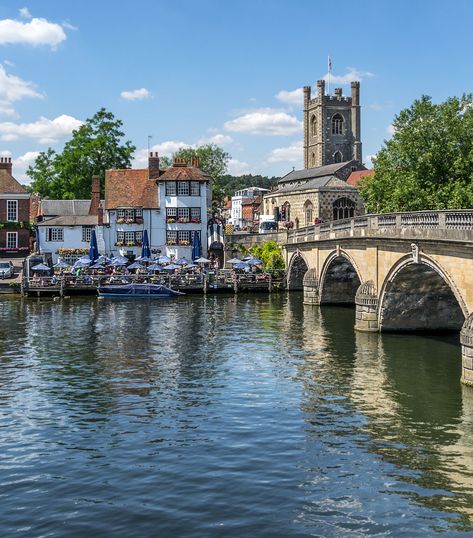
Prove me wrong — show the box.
[98,283,185,298]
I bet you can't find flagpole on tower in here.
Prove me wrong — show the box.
[327,55,332,95]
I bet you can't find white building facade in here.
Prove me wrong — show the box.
[230,187,268,228]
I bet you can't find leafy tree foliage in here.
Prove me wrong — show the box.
[237,240,285,271]
[27,108,135,199]
[218,174,279,199]
[360,94,473,212]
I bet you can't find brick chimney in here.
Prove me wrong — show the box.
[0,156,13,175]
[191,156,200,168]
[89,175,100,215]
[149,151,160,179]
[98,202,104,226]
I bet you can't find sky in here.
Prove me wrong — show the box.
[0,0,472,184]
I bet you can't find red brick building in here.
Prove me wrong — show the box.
[0,157,30,257]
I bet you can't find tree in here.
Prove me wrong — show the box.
[171,144,230,207]
[359,94,473,213]
[28,108,136,199]
[237,240,285,272]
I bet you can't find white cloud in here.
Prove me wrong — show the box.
[0,15,67,49]
[275,88,303,106]
[120,87,151,101]
[386,124,395,135]
[224,108,302,136]
[228,158,251,175]
[0,65,41,113]
[323,67,374,85]
[61,21,78,31]
[198,133,233,146]
[19,7,32,19]
[267,140,303,163]
[364,154,376,167]
[133,140,192,167]
[0,114,82,143]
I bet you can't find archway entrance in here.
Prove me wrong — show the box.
[380,263,464,332]
[320,256,361,304]
[287,254,308,290]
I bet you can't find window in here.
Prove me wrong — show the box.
[177,207,189,221]
[82,226,93,242]
[135,230,143,244]
[333,197,356,220]
[166,182,177,196]
[117,231,125,244]
[177,181,190,196]
[190,181,200,196]
[334,151,343,163]
[311,152,315,167]
[166,207,177,219]
[124,231,135,244]
[166,230,177,245]
[190,230,201,244]
[117,209,125,219]
[190,207,201,222]
[310,115,316,137]
[304,200,313,226]
[135,208,143,218]
[7,200,18,222]
[178,230,190,245]
[6,232,17,249]
[124,209,134,220]
[351,165,357,172]
[332,114,343,135]
[47,228,64,242]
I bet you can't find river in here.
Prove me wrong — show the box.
[1,293,473,536]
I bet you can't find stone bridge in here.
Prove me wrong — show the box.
[283,210,473,385]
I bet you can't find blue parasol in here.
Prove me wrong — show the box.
[141,230,151,259]
[127,262,144,270]
[147,264,163,272]
[53,260,70,268]
[158,255,171,264]
[192,231,201,261]
[89,229,99,261]
[31,263,51,272]
[163,263,181,271]
[247,258,262,265]
[175,257,189,265]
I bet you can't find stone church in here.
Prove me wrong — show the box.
[262,79,365,228]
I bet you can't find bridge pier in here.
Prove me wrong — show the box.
[461,315,473,385]
[355,281,379,332]
[303,269,319,305]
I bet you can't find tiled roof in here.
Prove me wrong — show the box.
[40,199,97,217]
[278,161,356,184]
[37,215,99,226]
[105,168,158,210]
[0,169,28,194]
[272,176,356,194]
[157,163,210,182]
[347,169,374,187]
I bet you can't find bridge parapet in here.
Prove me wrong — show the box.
[287,210,473,244]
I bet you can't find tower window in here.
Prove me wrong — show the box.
[333,197,356,220]
[334,151,343,163]
[332,114,343,135]
[311,152,316,167]
[310,115,316,137]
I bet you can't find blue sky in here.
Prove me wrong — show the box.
[0,0,472,183]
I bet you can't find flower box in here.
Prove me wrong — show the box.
[115,242,124,246]
[190,217,201,223]
[178,240,190,246]
[135,217,144,224]
[166,218,176,223]
[167,240,177,245]
[57,247,88,255]
[117,218,125,224]
[177,218,189,224]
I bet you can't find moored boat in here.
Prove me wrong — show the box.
[98,283,185,298]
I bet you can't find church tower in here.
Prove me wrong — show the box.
[303,80,362,169]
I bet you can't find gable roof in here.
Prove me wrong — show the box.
[40,199,95,217]
[274,175,356,194]
[37,215,99,226]
[105,168,158,210]
[278,161,355,184]
[347,169,374,187]
[0,169,28,194]
[157,163,210,182]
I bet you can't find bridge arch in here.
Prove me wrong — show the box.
[319,250,362,305]
[378,253,467,332]
[287,251,309,290]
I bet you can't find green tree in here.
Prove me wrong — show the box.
[360,94,473,213]
[237,240,285,272]
[171,144,230,207]
[28,108,136,199]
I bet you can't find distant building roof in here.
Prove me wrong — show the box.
[40,199,99,217]
[0,169,28,194]
[347,169,374,187]
[105,168,158,210]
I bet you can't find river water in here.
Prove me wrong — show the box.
[1,293,473,537]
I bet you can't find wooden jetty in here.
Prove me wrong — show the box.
[23,270,284,297]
